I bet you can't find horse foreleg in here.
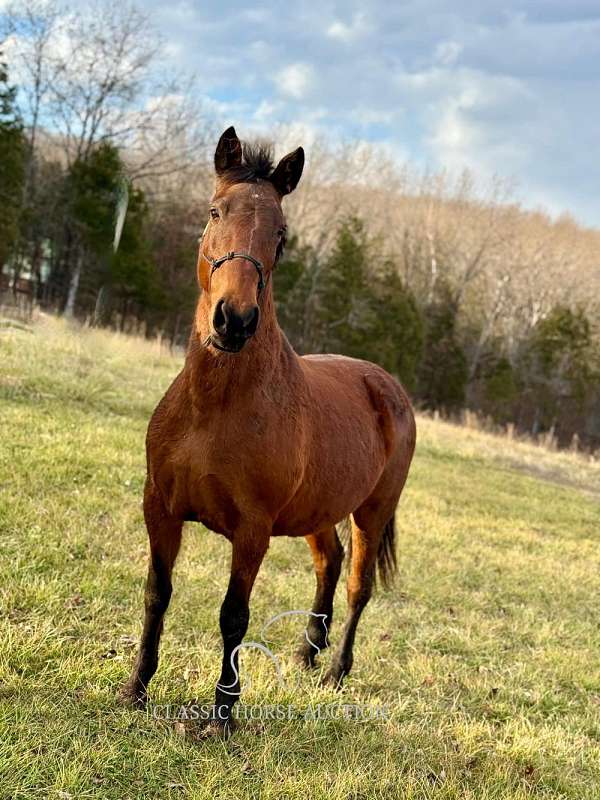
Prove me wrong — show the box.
[209,530,269,736]
[120,485,182,707]
[296,527,344,668]
[324,514,380,689]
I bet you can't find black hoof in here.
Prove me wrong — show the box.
[295,645,318,669]
[321,665,348,690]
[118,682,147,709]
[199,716,236,740]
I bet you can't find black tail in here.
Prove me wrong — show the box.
[377,515,397,589]
[337,514,398,589]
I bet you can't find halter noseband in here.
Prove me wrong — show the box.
[203,251,265,297]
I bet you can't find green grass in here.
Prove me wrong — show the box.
[1,314,599,799]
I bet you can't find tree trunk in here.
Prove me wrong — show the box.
[64,252,82,318]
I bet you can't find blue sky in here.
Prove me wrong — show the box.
[8,0,600,226]
[149,0,600,225]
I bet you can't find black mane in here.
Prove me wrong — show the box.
[222,141,275,184]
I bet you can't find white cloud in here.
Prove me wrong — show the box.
[275,63,315,99]
[434,40,463,66]
[326,13,370,43]
[416,68,533,169]
[253,99,279,122]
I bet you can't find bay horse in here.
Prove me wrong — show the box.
[120,127,416,735]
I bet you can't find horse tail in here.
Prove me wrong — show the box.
[376,515,397,589]
[337,516,352,559]
[337,514,397,589]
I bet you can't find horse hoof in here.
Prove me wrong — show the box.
[294,647,317,670]
[199,717,236,740]
[321,668,346,690]
[118,684,147,709]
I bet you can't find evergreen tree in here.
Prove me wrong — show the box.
[273,234,316,351]
[0,58,25,267]
[64,142,156,318]
[369,260,423,390]
[417,285,468,412]
[520,306,598,436]
[145,198,200,342]
[481,355,519,423]
[275,217,423,388]
[311,217,373,356]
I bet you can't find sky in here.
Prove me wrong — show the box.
[7,0,600,226]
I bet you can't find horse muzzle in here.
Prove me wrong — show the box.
[211,299,260,352]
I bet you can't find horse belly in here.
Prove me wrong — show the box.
[271,480,369,536]
[272,435,386,536]
[271,503,343,537]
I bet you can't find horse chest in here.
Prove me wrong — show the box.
[156,414,303,532]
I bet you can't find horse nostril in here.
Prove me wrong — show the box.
[243,306,259,336]
[213,301,259,340]
[213,299,228,334]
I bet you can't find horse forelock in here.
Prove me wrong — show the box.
[218,141,275,187]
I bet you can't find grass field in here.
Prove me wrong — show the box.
[1,314,600,800]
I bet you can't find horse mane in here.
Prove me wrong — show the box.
[220,141,275,185]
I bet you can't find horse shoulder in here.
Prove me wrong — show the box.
[146,370,188,451]
[144,370,193,508]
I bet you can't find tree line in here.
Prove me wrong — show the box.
[275,220,599,450]
[1,0,599,450]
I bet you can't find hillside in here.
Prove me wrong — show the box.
[1,314,599,800]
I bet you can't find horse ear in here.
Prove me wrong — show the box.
[270,147,304,196]
[215,126,242,174]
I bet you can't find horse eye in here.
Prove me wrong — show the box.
[210,208,220,220]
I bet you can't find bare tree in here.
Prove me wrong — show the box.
[3,0,62,195]
[5,0,208,314]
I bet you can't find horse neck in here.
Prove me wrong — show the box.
[185,280,286,405]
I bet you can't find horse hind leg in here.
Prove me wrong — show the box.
[322,380,415,689]
[296,526,344,668]
[323,496,399,689]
